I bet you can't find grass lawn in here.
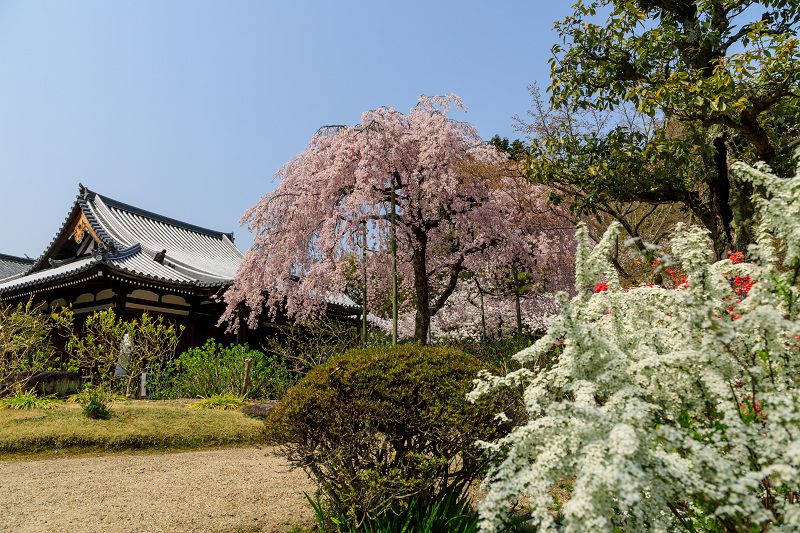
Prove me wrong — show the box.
[0,399,265,458]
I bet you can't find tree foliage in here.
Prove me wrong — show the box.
[517,84,690,281]
[546,0,800,257]
[551,0,800,161]
[224,95,539,343]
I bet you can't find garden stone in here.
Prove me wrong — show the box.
[0,371,81,398]
[0,371,35,397]
[241,402,277,418]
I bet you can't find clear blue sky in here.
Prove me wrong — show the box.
[0,1,576,257]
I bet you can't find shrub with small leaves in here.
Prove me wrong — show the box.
[54,309,183,396]
[73,383,115,419]
[266,344,519,528]
[0,297,61,388]
[167,339,294,400]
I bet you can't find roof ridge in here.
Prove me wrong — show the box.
[79,195,124,251]
[84,188,235,241]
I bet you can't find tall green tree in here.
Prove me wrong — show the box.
[519,85,695,280]
[548,0,800,256]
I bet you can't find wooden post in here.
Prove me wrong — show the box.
[240,358,253,398]
[478,283,486,344]
[362,220,368,348]
[511,264,523,338]
[391,173,398,345]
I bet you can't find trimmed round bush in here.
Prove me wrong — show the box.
[265,344,518,525]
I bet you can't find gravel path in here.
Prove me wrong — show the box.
[0,446,316,533]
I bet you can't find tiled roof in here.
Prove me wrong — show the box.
[84,192,242,285]
[0,254,35,283]
[0,257,97,292]
[325,290,360,310]
[1,185,359,314]
[1,185,243,295]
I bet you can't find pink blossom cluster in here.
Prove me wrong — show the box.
[221,95,574,340]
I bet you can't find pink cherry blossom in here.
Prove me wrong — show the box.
[223,95,575,343]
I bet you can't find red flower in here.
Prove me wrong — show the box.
[731,275,755,295]
[728,251,744,264]
[595,282,609,293]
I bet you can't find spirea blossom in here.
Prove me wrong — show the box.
[469,153,800,532]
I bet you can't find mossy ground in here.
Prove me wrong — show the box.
[0,399,265,458]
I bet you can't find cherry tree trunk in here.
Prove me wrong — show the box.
[511,264,523,337]
[411,235,431,345]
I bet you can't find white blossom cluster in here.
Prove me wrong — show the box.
[370,286,561,342]
[431,286,560,341]
[469,155,800,532]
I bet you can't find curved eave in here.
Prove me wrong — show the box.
[324,301,362,317]
[78,195,125,251]
[0,259,103,301]
[1,260,233,303]
[103,261,233,289]
[24,193,124,276]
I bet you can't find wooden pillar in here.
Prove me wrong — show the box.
[114,286,127,318]
[187,296,198,349]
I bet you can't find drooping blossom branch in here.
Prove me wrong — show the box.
[223,95,545,343]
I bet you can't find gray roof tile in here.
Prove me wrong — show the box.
[1,186,243,294]
[1,185,359,312]
[0,254,35,283]
[0,257,97,292]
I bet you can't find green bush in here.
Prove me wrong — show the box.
[73,383,115,419]
[54,308,183,396]
[0,298,59,389]
[164,339,295,400]
[265,345,518,527]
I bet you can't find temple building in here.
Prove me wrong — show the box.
[0,185,359,353]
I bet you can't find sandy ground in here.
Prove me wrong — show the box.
[0,446,316,533]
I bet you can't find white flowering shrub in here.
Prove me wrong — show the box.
[469,156,800,532]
